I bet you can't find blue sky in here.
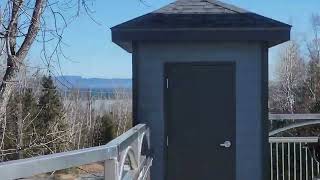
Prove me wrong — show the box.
[28,0,320,78]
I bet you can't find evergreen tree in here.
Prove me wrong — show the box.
[20,89,38,158]
[5,92,21,160]
[37,75,66,153]
[22,89,38,120]
[5,88,38,160]
[96,114,115,145]
[305,60,320,111]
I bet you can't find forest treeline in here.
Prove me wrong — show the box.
[0,69,132,162]
[269,14,320,136]
[269,14,320,114]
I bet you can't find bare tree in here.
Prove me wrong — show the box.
[308,14,320,64]
[273,41,306,113]
[0,0,45,122]
[0,0,96,132]
[110,88,132,136]
[0,0,100,160]
[305,14,320,107]
[0,1,135,163]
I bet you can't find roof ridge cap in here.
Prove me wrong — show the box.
[205,0,249,14]
[151,0,178,14]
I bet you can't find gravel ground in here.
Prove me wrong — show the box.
[22,173,104,180]
[22,163,104,180]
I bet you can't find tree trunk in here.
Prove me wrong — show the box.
[0,0,45,125]
[0,56,19,123]
[17,99,24,159]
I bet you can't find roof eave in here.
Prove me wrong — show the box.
[112,27,291,52]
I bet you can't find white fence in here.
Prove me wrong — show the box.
[270,137,319,180]
[0,124,152,180]
[269,114,320,180]
[2,114,320,180]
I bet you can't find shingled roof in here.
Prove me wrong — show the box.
[154,0,247,14]
[111,0,291,52]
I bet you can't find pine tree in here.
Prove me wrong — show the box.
[37,76,66,153]
[96,114,115,145]
[5,88,38,160]
[20,89,38,158]
[5,92,21,160]
[305,60,320,110]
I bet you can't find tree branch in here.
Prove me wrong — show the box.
[16,0,46,61]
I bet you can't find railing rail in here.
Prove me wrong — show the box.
[0,124,152,180]
[269,137,320,180]
[269,137,319,143]
[269,114,320,180]
[269,114,320,136]
[269,114,320,120]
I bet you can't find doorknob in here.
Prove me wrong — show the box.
[220,141,231,148]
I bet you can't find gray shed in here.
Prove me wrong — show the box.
[111,0,291,180]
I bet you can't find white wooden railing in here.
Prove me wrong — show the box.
[269,114,320,180]
[2,114,320,180]
[269,137,319,180]
[0,124,152,180]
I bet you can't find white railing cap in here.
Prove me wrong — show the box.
[269,137,319,143]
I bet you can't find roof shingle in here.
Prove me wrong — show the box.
[154,0,246,14]
[112,0,291,30]
[111,0,291,52]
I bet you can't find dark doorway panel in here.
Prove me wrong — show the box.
[166,63,236,180]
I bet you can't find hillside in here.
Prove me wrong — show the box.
[56,76,132,90]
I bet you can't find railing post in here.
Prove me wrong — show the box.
[104,158,119,180]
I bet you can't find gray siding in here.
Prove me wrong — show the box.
[134,41,266,180]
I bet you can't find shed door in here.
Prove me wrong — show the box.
[166,63,236,180]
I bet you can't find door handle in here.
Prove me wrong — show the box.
[220,141,231,148]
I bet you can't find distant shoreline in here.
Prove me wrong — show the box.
[55,76,132,90]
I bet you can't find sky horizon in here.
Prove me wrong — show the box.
[27,0,320,79]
